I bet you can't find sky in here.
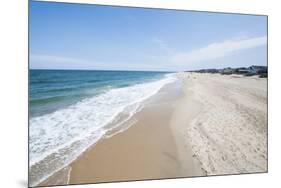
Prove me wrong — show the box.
[30,1,267,71]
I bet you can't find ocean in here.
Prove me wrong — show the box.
[29,69,177,186]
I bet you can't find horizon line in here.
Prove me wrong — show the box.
[29,68,176,73]
[29,64,267,72]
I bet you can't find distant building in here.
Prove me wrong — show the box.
[249,66,267,74]
[186,65,267,78]
[221,67,234,75]
[234,67,250,74]
[245,66,267,76]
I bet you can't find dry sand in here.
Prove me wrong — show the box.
[177,73,267,175]
[39,72,267,186]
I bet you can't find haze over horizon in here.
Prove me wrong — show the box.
[30,1,267,71]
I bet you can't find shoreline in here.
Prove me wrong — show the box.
[38,73,267,186]
[29,72,176,187]
[40,78,205,186]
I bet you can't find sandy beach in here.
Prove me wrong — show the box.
[39,73,267,186]
[177,73,267,175]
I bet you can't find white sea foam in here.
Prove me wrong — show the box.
[29,73,177,186]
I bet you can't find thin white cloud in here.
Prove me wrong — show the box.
[171,36,267,64]
[30,35,267,71]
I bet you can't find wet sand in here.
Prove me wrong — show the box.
[68,81,204,184]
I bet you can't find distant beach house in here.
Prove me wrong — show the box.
[187,65,267,78]
[245,66,267,76]
[234,67,250,74]
[227,66,267,77]
[249,66,267,74]
[221,67,234,75]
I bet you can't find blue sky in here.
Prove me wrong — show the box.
[30,1,267,71]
